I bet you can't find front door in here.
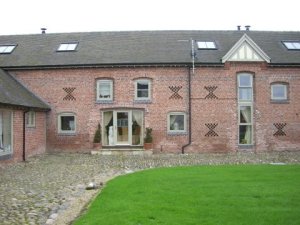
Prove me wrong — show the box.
[102,110,143,147]
[115,111,131,145]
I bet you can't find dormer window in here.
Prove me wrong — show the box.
[57,42,78,51]
[0,45,17,54]
[197,41,217,49]
[282,41,300,50]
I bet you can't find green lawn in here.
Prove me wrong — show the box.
[74,165,300,225]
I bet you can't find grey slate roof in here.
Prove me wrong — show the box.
[0,30,300,67]
[0,69,50,110]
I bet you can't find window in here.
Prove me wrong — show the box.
[282,41,300,50]
[135,79,151,101]
[58,113,76,134]
[57,43,78,51]
[271,83,288,101]
[97,80,113,101]
[0,110,12,156]
[26,111,36,128]
[238,73,253,101]
[168,112,186,133]
[197,41,217,49]
[237,73,253,145]
[0,45,16,54]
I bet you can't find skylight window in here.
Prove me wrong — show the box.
[283,41,300,50]
[57,43,78,51]
[0,45,16,54]
[197,41,217,49]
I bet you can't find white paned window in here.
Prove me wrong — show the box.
[135,79,151,101]
[58,113,76,134]
[26,111,36,128]
[57,43,78,51]
[168,112,186,133]
[97,80,113,101]
[238,73,253,145]
[271,83,288,100]
[238,73,253,101]
[283,41,300,50]
[0,45,16,54]
[0,110,12,155]
[197,41,217,49]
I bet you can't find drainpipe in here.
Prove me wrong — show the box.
[23,109,29,161]
[181,67,192,154]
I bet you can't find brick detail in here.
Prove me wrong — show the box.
[169,86,183,99]
[273,123,287,136]
[204,86,218,99]
[205,123,218,137]
[63,87,76,101]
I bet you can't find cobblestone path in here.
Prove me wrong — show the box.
[0,152,299,225]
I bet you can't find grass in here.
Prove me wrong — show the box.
[74,165,300,225]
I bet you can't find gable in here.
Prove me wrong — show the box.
[222,34,271,63]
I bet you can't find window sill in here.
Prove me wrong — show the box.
[58,133,76,136]
[134,100,152,104]
[270,100,289,104]
[167,131,188,136]
[96,100,114,104]
[238,144,254,149]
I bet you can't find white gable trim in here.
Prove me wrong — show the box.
[222,34,271,63]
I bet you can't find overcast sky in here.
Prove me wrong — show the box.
[1,0,299,35]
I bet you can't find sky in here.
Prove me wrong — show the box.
[1,0,300,35]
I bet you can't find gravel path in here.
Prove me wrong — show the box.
[0,151,300,225]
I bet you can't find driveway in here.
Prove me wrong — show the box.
[0,152,299,225]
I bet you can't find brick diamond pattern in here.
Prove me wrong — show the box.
[205,123,219,137]
[273,123,287,136]
[63,87,76,101]
[169,86,183,99]
[204,86,218,99]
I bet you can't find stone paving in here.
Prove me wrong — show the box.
[0,151,300,225]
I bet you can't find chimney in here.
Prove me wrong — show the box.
[41,28,47,34]
[237,25,241,31]
[245,25,251,31]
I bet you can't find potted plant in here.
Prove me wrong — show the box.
[93,123,102,148]
[144,127,153,150]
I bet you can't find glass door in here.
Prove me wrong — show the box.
[102,110,143,146]
[115,111,131,145]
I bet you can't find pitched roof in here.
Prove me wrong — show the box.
[0,30,299,67]
[0,69,50,110]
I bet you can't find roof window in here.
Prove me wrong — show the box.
[57,42,78,51]
[282,41,300,50]
[197,41,217,49]
[0,45,17,54]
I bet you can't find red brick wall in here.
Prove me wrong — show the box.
[25,112,47,157]
[0,109,46,164]
[12,63,300,153]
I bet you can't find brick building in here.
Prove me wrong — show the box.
[1,30,300,162]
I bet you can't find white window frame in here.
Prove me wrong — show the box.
[0,110,13,156]
[0,45,16,54]
[237,73,253,145]
[58,113,76,134]
[97,80,113,101]
[167,112,186,133]
[282,41,300,50]
[197,41,217,49]
[271,83,288,100]
[238,104,253,145]
[238,73,253,101]
[57,43,78,51]
[26,111,36,128]
[135,79,151,101]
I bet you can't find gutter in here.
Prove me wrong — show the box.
[181,67,192,154]
[23,109,29,161]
